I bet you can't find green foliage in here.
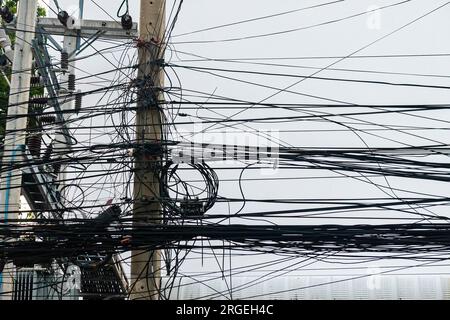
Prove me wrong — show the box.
[3,0,47,15]
[4,1,18,14]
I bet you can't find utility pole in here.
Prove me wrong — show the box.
[130,0,165,300]
[0,0,38,300]
[54,2,83,203]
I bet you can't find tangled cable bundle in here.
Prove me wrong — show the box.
[160,160,219,218]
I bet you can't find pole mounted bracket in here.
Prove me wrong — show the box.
[150,58,165,67]
[134,142,164,158]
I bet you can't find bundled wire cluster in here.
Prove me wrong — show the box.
[160,160,219,218]
[4,221,450,257]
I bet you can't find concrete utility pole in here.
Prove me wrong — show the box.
[54,30,77,203]
[130,0,165,300]
[54,2,83,205]
[0,0,38,299]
